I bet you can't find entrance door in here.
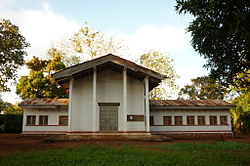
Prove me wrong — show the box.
[99,104,118,132]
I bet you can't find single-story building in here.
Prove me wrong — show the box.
[19,54,234,137]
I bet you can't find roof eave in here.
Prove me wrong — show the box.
[53,54,166,83]
[19,105,68,109]
[150,106,235,110]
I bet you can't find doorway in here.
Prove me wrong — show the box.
[99,103,119,132]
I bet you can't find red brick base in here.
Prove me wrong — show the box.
[152,132,234,139]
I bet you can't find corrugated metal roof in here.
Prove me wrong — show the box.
[19,98,69,109]
[150,100,234,108]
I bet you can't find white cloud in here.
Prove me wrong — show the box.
[123,25,189,57]
[0,1,80,103]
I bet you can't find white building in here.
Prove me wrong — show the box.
[19,54,234,137]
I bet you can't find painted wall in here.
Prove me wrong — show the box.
[150,110,232,133]
[71,74,93,132]
[22,109,68,133]
[127,76,145,131]
[70,69,146,132]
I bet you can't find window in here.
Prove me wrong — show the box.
[174,116,183,125]
[220,116,228,125]
[209,116,217,125]
[197,116,205,125]
[187,116,195,125]
[59,116,68,126]
[150,116,154,126]
[26,115,36,125]
[163,116,172,126]
[39,115,48,125]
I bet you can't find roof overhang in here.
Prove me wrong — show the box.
[150,106,235,110]
[19,105,68,109]
[53,54,166,91]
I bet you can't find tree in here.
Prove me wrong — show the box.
[16,49,67,99]
[178,76,230,100]
[55,22,126,66]
[231,92,250,133]
[0,96,22,115]
[233,69,250,93]
[176,0,250,87]
[140,51,179,99]
[0,19,29,91]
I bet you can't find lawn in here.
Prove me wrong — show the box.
[1,142,250,166]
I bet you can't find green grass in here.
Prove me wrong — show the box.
[1,142,250,166]
[155,142,250,152]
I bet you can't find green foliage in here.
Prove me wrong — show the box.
[16,49,67,99]
[178,76,230,100]
[0,19,30,92]
[176,0,250,87]
[55,22,126,66]
[0,114,22,133]
[0,97,22,114]
[231,92,250,132]
[140,51,179,99]
[239,111,250,133]
[2,104,23,115]
[0,143,250,166]
[233,69,250,93]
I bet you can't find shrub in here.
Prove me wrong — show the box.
[0,114,22,133]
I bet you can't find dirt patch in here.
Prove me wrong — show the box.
[0,134,250,156]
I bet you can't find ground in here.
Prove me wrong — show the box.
[1,134,250,156]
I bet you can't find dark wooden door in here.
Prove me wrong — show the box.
[99,105,118,132]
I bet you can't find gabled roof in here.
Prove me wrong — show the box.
[52,54,166,90]
[19,98,68,109]
[150,100,235,110]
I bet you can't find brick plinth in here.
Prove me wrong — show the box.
[152,132,233,139]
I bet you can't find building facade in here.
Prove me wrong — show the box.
[20,54,234,136]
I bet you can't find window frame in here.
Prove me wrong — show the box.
[26,115,36,125]
[163,116,172,126]
[59,115,68,126]
[174,116,183,125]
[39,115,48,126]
[220,116,228,125]
[187,116,195,125]
[209,116,217,125]
[197,116,206,125]
[150,116,154,126]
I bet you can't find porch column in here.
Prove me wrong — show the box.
[92,67,97,132]
[145,76,150,132]
[68,77,74,132]
[123,68,127,131]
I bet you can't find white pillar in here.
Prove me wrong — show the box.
[92,67,97,132]
[194,115,198,125]
[123,68,127,131]
[217,115,220,125]
[68,77,74,132]
[227,114,231,126]
[145,76,150,132]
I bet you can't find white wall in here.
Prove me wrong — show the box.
[127,76,145,131]
[96,69,123,131]
[71,74,93,131]
[22,109,68,133]
[71,69,146,132]
[150,110,232,133]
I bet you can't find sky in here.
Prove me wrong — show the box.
[0,0,208,103]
